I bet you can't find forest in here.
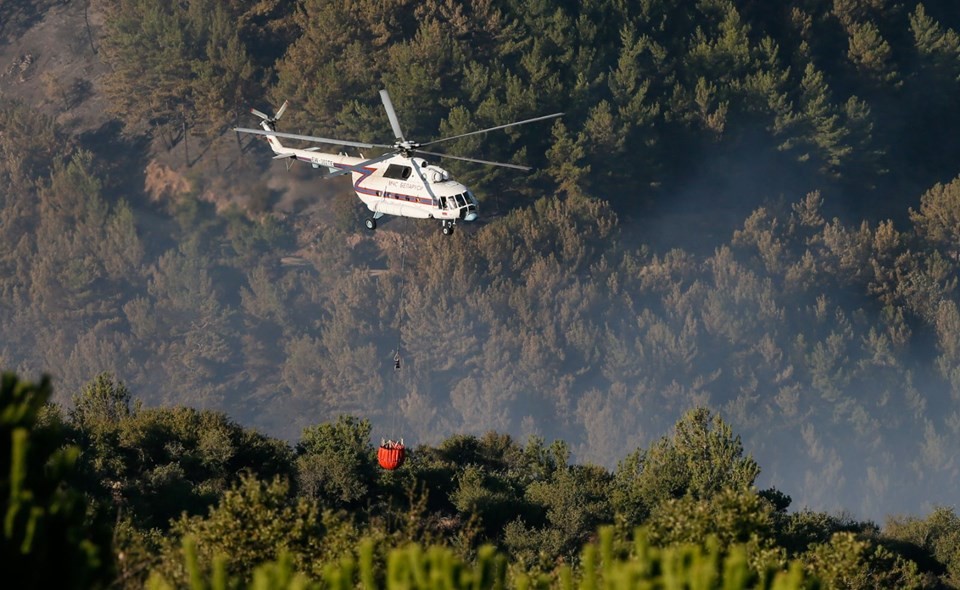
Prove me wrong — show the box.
[4,370,960,588]
[2,0,960,582]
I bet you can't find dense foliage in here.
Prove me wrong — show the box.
[1,374,111,588]
[3,0,960,524]
[7,371,960,589]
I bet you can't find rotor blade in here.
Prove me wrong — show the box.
[250,107,271,121]
[234,127,393,149]
[275,100,288,120]
[324,151,398,178]
[414,149,532,171]
[420,112,564,147]
[379,89,405,141]
[409,157,437,201]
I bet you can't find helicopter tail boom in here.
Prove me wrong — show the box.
[247,101,289,154]
[259,121,286,153]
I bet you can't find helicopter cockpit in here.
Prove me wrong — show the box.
[439,191,479,221]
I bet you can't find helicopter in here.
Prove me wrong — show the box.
[235,90,562,235]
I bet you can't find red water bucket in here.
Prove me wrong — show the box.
[378,443,406,470]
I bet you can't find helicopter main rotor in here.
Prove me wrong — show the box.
[394,140,421,157]
[235,89,562,172]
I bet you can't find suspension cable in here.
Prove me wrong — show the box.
[395,235,406,370]
[387,234,406,442]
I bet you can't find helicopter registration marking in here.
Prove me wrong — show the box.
[386,180,421,191]
[334,163,433,206]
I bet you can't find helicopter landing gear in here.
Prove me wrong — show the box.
[441,221,455,236]
[365,212,383,231]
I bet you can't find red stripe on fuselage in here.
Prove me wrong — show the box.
[329,162,434,206]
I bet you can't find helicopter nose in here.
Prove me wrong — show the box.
[464,211,478,222]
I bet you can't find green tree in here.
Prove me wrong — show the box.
[31,150,112,323]
[295,416,376,507]
[545,121,590,195]
[802,531,923,590]
[146,239,237,399]
[684,3,753,85]
[68,375,294,530]
[100,200,145,281]
[610,447,650,527]
[910,175,960,261]
[2,372,111,588]
[147,527,813,590]
[846,21,897,85]
[604,25,661,184]
[100,0,194,138]
[886,507,960,587]
[775,510,875,556]
[626,408,761,509]
[0,98,60,192]
[100,0,264,156]
[189,1,257,140]
[155,475,328,585]
[70,372,134,430]
[504,462,612,567]
[647,487,778,568]
[795,62,853,175]
[910,4,960,78]
[451,464,525,537]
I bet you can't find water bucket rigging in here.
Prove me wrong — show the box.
[379,234,407,471]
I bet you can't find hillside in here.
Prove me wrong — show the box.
[2,0,960,526]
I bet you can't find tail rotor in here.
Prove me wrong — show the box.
[246,101,292,156]
[250,100,289,127]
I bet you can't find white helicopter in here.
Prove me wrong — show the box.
[235,90,562,235]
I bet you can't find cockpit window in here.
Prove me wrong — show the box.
[454,193,467,207]
[383,164,412,180]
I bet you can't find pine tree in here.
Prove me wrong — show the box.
[846,21,898,85]
[795,62,853,175]
[909,175,960,260]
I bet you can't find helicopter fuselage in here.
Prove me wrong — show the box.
[236,91,559,234]
[260,123,479,226]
